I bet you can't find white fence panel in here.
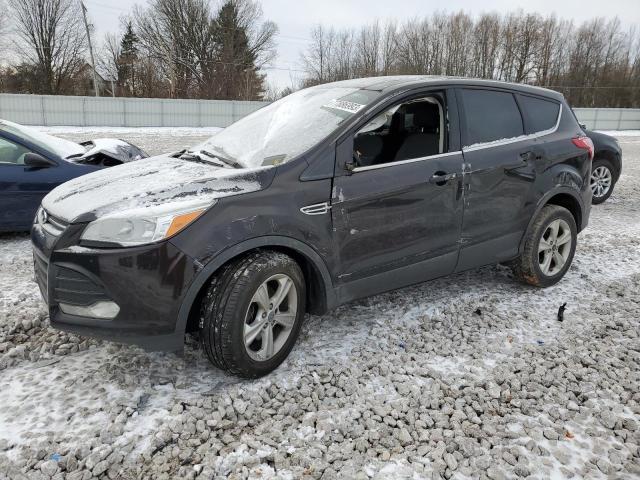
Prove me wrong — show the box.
[0,94,269,128]
[573,108,640,130]
[201,101,235,128]
[2,94,640,130]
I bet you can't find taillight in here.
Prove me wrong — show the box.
[572,135,594,160]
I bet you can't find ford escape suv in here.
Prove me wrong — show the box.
[32,76,593,378]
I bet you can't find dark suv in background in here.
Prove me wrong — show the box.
[32,76,593,377]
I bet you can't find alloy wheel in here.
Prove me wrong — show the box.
[244,274,298,361]
[591,165,612,199]
[538,218,572,276]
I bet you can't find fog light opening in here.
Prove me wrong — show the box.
[59,301,120,319]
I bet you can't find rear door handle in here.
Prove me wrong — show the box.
[429,172,457,185]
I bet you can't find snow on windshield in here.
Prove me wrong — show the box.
[0,120,85,159]
[196,86,380,168]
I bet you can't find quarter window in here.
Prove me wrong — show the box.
[518,95,560,134]
[461,89,524,146]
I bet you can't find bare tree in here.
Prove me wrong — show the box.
[471,13,501,78]
[134,0,214,98]
[0,0,8,47]
[132,0,275,99]
[0,0,8,93]
[354,20,381,77]
[299,11,640,107]
[8,0,87,94]
[235,0,277,69]
[380,21,397,75]
[300,25,336,84]
[99,33,121,86]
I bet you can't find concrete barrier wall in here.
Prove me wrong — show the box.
[2,94,639,130]
[0,94,269,127]
[573,108,640,131]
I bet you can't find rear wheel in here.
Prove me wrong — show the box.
[199,251,306,378]
[512,205,577,287]
[590,157,615,204]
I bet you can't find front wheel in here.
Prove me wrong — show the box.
[199,251,306,378]
[512,205,577,287]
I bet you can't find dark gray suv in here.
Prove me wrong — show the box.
[32,76,593,377]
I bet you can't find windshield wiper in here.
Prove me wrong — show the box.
[179,151,227,168]
[203,146,244,169]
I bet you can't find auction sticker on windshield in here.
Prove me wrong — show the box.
[323,98,366,114]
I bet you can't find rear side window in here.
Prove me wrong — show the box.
[518,95,560,134]
[460,89,524,146]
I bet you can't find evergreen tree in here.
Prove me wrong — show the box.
[118,22,140,95]
[212,1,264,100]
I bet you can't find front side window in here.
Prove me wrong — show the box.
[0,137,30,165]
[461,89,524,146]
[352,95,445,168]
[195,86,381,169]
[518,94,560,134]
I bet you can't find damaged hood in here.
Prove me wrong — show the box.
[42,155,273,223]
[72,138,148,164]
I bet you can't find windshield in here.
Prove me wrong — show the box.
[0,120,84,159]
[194,86,381,168]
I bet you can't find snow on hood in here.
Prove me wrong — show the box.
[42,155,272,223]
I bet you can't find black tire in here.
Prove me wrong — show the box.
[512,205,577,287]
[199,250,306,378]
[591,157,616,205]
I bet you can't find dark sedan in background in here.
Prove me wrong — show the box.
[0,120,147,232]
[585,129,623,204]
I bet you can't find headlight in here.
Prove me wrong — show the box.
[80,200,214,247]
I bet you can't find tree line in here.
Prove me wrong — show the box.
[0,0,276,100]
[1,3,640,106]
[300,12,640,108]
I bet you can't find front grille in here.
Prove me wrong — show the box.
[38,208,68,238]
[42,213,68,237]
[52,266,110,306]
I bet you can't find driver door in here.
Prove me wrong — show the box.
[330,89,464,302]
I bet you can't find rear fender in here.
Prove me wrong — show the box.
[518,186,586,254]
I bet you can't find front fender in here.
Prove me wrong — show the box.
[171,235,337,339]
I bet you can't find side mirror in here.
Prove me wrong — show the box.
[345,158,357,173]
[579,123,587,130]
[24,152,56,168]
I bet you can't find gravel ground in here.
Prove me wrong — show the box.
[0,130,639,480]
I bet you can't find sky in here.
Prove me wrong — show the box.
[82,0,640,90]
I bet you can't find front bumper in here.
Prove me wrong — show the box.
[31,216,198,351]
